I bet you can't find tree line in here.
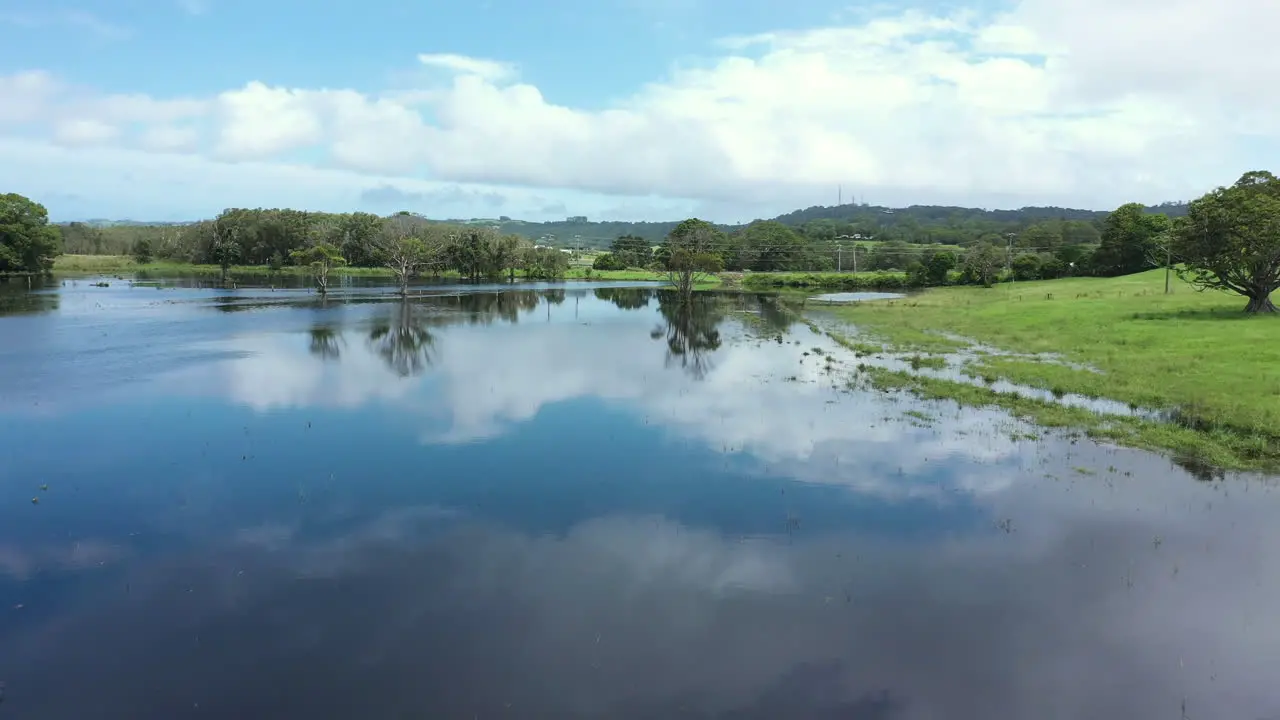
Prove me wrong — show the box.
[2,203,572,292]
[3,170,1276,311]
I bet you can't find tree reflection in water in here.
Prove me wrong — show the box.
[593,286,652,311]
[368,300,437,377]
[307,323,343,361]
[652,291,725,380]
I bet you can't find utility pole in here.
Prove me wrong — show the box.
[1005,233,1016,288]
[835,234,857,273]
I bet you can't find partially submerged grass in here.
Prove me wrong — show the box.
[907,354,948,371]
[855,366,1279,471]
[742,270,911,291]
[830,271,1280,471]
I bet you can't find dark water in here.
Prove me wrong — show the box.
[1,277,1278,719]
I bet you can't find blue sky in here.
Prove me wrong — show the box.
[0,0,1273,222]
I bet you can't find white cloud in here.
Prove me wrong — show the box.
[138,124,200,152]
[1,0,1277,219]
[0,139,676,222]
[214,82,326,158]
[52,118,119,145]
[417,53,516,82]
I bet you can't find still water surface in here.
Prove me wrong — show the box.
[1,277,1278,719]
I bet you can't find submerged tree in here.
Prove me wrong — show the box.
[368,300,436,377]
[521,246,570,279]
[1173,170,1280,313]
[209,239,241,283]
[291,243,347,295]
[663,218,725,297]
[374,218,444,296]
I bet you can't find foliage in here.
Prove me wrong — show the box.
[30,195,1197,285]
[131,237,153,265]
[907,249,957,286]
[722,221,808,271]
[1173,170,1280,313]
[0,193,61,273]
[522,246,570,279]
[375,217,445,294]
[663,218,725,295]
[593,252,627,271]
[209,239,241,281]
[609,235,653,268]
[1011,253,1043,281]
[1092,202,1172,276]
[960,243,1003,287]
[290,243,347,294]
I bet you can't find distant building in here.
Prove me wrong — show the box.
[566,215,588,223]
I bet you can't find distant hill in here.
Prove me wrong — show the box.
[62,200,1190,249]
[434,200,1190,247]
[74,219,191,227]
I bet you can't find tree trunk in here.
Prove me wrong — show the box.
[1244,292,1277,313]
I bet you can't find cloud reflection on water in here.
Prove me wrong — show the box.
[210,290,1028,500]
[4,479,1280,719]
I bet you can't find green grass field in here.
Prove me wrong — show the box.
[826,270,1280,470]
[741,270,911,290]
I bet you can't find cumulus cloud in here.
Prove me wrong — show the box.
[52,118,118,146]
[417,53,516,82]
[0,0,1274,219]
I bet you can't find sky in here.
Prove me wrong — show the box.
[0,0,1276,223]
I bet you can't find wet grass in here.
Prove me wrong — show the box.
[741,270,912,291]
[853,366,1279,471]
[829,271,1280,470]
[907,354,948,371]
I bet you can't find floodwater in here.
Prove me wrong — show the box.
[1,276,1278,720]
[810,291,906,303]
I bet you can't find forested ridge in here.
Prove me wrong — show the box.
[59,200,1190,247]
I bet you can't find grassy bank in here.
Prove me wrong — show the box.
[52,255,693,284]
[825,270,1280,470]
[741,271,911,291]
